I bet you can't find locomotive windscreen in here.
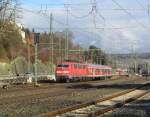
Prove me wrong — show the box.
[57,64,69,68]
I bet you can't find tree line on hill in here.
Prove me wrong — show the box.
[24,29,110,65]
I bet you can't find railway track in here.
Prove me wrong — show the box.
[0,77,143,104]
[0,76,133,94]
[0,76,147,117]
[38,81,150,117]
[0,78,133,105]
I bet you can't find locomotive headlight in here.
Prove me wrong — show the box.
[56,71,62,73]
[56,71,69,73]
[63,71,69,73]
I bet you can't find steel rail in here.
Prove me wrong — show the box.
[87,89,150,117]
[38,82,149,117]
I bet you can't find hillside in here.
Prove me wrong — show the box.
[0,22,25,62]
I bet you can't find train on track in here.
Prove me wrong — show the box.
[55,61,127,82]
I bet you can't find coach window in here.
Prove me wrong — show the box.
[74,64,77,68]
[78,64,81,69]
[71,64,73,68]
[99,69,101,73]
[76,64,79,68]
[81,65,84,69]
[80,64,82,68]
[77,64,79,68]
[90,69,93,73]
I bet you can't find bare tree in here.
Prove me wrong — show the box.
[0,0,20,19]
[0,0,23,61]
[0,0,20,31]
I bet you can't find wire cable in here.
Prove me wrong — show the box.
[90,0,106,29]
[148,0,150,16]
[21,7,66,26]
[68,8,93,19]
[21,5,150,30]
[112,0,150,32]
[135,0,146,9]
[64,0,94,19]
[95,3,106,28]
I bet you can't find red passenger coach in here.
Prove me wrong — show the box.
[87,64,112,79]
[55,61,113,82]
[115,68,128,76]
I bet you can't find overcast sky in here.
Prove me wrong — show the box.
[20,0,150,53]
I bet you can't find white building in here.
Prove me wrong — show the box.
[16,23,26,44]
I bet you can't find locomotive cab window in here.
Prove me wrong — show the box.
[57,64,69,68]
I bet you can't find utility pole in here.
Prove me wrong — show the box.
[34,33,40,84]
[27,38,31,73]
[132,49,136,74]
[49,13,53,74]
[35,42,38,84]
[65,4,69,60]
[134,52,137,74]
[131,43,137,74]
[13,6,16,23]
[59,33,62,62]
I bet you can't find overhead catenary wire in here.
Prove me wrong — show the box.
[148,0,150,16]
[21,7,66,26]
[21,4,103,30]
[31,24,150,30]
[64,0,106,29]
[64,3,69,59]
[65,0,94,19]
[135,0,146,9]
[135,0,150,22]
[91,0,98,29]
[91,0,106,29]
[111,0,150,32]
[68,8,93,19]
[94,1,106,28]
[21,1,150,31]
[23,7,143,31]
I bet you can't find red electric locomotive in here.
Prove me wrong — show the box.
[55,61,112,82]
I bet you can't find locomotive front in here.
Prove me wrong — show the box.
[55,62,71,82]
